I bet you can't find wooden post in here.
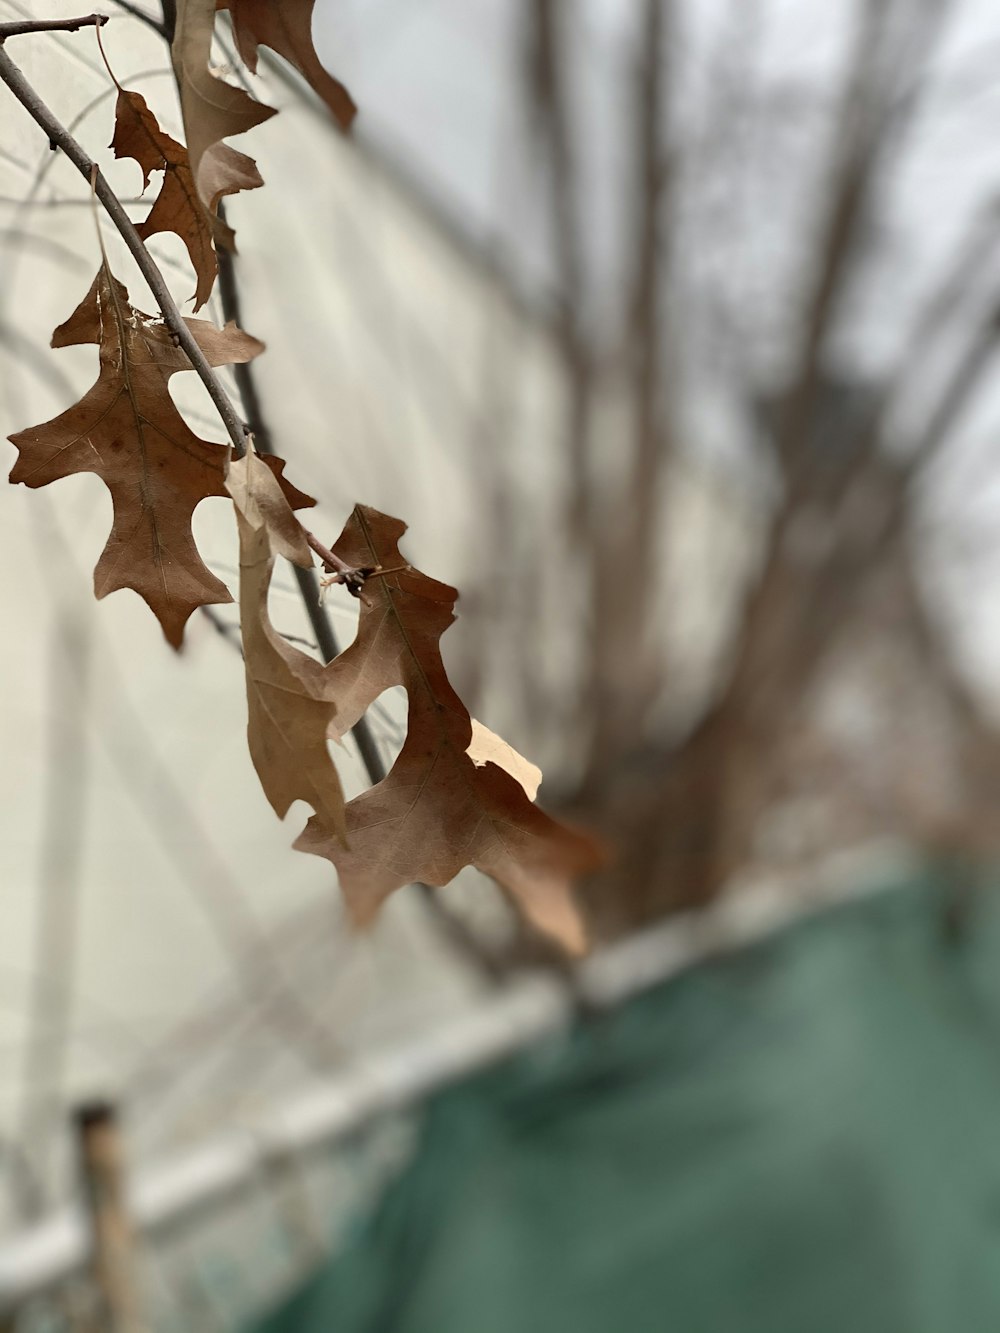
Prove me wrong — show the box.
[74,1102,145,1333]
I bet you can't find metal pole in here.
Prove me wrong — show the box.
[74,1103,145,1333]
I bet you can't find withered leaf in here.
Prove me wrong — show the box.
[8,266,263,647]
[295,505,603,953]
[172,0,276,235]
[220,0,357,129]
[227,446,347,841]
[110,87,217,310]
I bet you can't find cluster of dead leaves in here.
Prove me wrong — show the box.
[5,0,602,951]
[109,0,355,308]
[11,0,356,630]
[228,452,603,950]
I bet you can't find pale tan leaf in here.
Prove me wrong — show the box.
[468,720,542,801]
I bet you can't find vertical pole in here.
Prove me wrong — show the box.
[74,1102,145,1333]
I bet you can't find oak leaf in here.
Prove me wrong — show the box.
[172,0,276,237]
[110,87,217,310]
[220,0,357,129]
[7,267,263,647]
[295,505,603,953]
[227,446,347,842]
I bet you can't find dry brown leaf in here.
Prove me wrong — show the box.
[7,266,263,647]
[172,0,276,235]
[220,0,356,129]
[110,87,217,310]
[228,448,347,841]
[295,505,604,953]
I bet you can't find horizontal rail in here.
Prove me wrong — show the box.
[0,840,910,1310]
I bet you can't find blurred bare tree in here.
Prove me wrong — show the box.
[450,0,1000,936]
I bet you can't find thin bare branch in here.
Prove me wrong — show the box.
[111,0,167,37]
[773,0,891,474]
[529,0,590,547]
[0,15,108,41]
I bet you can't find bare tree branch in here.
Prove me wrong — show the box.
[0,15,108,41]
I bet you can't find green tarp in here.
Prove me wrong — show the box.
[251,874,1000,1333]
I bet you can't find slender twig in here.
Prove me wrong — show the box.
[109,0,166,38]
[0,15,108,41]
[199,605,242,653]
[304,530,363,582]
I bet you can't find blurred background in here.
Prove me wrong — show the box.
[4,0,1000,1328]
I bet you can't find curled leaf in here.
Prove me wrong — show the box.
[228,448,347,841]
[220,0,357,129]
[172,0,276,237]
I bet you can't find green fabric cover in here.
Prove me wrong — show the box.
[251,874,1000,1333]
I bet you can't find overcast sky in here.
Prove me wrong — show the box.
[313,0,1000,336]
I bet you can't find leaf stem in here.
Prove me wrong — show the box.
[94,21,124,92]
[0,15,108,40]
